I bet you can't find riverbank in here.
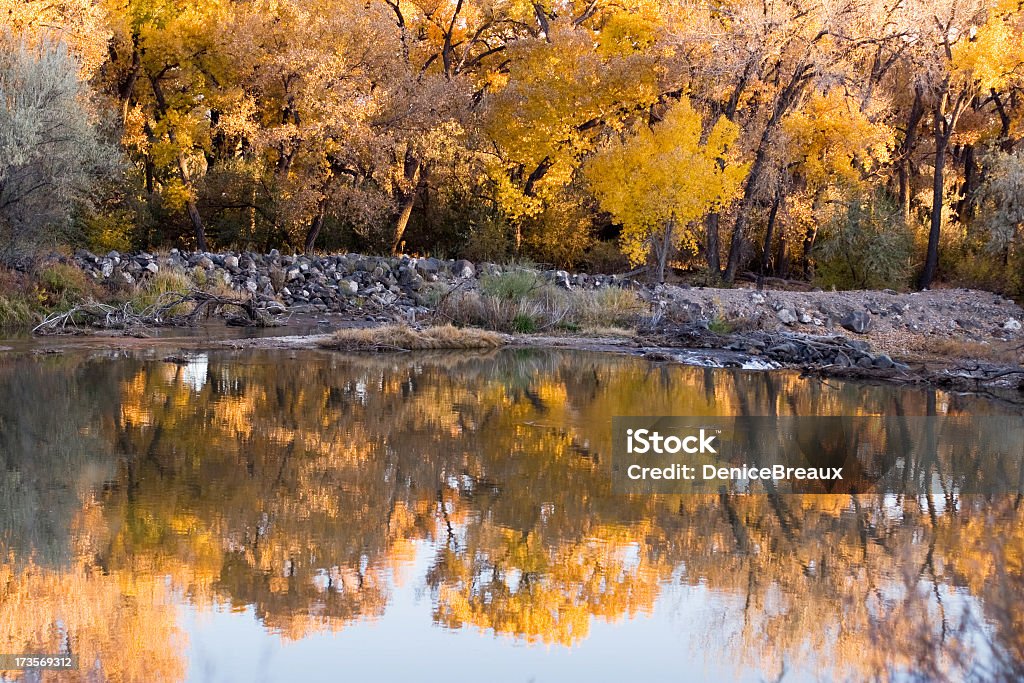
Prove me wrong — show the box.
[4,249,1024,400]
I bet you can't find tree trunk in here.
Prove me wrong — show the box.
[177,152,207,252]
[898,86,925,225]
[919,115,949,290]
[955,144,977,225]
[304,210,324,255]
[391,150,422,255]
[759,190,783,276]
[705,213,721,276]
[723,63,812,282]
[655,217,675,284]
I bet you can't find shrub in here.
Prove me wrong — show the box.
[35,262,99,310]
[814,194,916,290]
[0,33,119,264]
[581,240,630,274]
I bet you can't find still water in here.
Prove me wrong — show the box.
[0,348,1021,682]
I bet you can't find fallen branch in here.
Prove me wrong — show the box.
[33,290,280,335]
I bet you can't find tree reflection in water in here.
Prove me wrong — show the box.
[0,349,1021,681]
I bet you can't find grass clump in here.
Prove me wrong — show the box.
[479,269,544,300]
[707,316,734,334]
[36,263,100,310]
[318,324,505,352]
[0,292,35,326]
[129,268,196,311]
[436,279,648,333]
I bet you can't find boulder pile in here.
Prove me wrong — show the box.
[72,249,626,317]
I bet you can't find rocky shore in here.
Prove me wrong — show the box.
[55,248,1024,398]
[72,248,624,318]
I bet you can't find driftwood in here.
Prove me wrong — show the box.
[32,290,279,335]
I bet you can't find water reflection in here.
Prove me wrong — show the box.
[0,349,1022,682]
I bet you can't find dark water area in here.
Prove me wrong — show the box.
[0,348,1021,682]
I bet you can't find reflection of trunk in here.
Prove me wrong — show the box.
[898,86,924,226]
[391,149,422,255]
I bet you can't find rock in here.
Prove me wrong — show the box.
[144,262,159,275]
[452,259,475,278]
[776,308,798,325]
[100,259,114,278]
[872,354,895,369]
[338,280,359,295]
[839,310,872,334]
[415,257,441,276]
[1003,318,1022,331]
[798,311,812,324]
[286,268,302,282]
[750,292,765,305]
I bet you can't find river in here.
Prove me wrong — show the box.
[0,347,1021,682]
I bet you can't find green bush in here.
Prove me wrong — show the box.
[814,194,916,290]
[479,269,544,301]
[36,263,98,310]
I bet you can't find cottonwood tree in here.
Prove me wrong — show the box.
[911,0,1024,289]
[0,33,117,263]
[585,100,748,283]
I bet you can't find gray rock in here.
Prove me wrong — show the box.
[416,257,441,276]
[452,259,475,278]
[839,310,872,334]
[1003,318,1022,331]
[144,262,159,275]
[872,354,895,369]
[776,308,798,325]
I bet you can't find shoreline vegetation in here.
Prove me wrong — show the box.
[2,249,1023,402]
[3,2,1024,401]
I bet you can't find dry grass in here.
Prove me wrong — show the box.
[435,276,649,333]
[918,337,1024,364]
[318,324,505,352]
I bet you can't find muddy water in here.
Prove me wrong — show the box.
[0,348,1021,682]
